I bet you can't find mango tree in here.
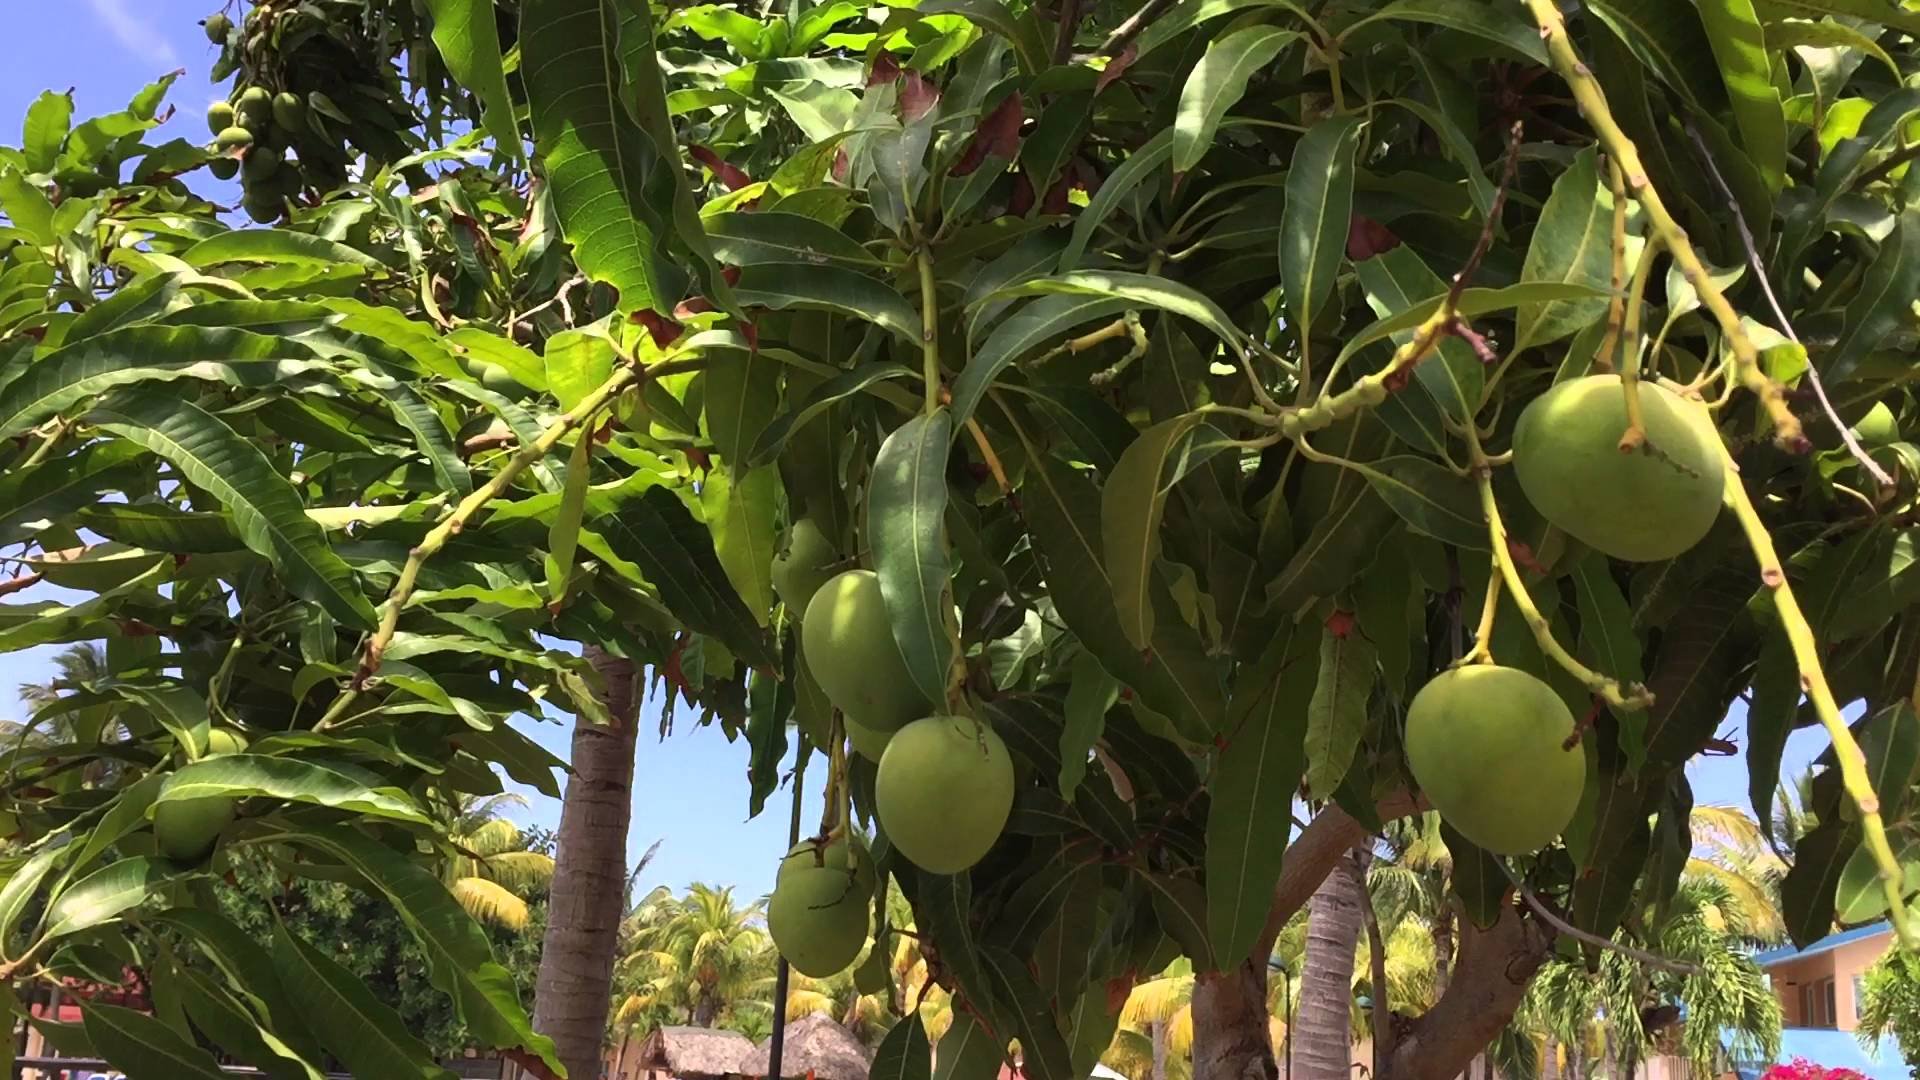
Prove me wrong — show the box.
[4,1,1920,1079]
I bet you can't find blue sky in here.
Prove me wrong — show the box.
[0,1,1832,903]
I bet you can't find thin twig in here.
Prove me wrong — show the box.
[1854,139,1920,190]
[1495,860,1702,976]
[1097,0,1177,57]
[1683,122,1892,486]
[1053,0,1083,64]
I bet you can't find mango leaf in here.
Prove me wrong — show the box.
[1359,456,1486,549]
[156,755,432,824]
[1570,555,1649,770]
[1747,627,1800,839]
[524,0,686,313]
[918,870,992,1014]
[1173,26,1300,174]
[1782,821,1857,947]
[706,347,780,467]
[1023,457,1225,741]
[181,231,385,271]
[1333,282,1611,371]
[991,270,1248,353]
[1059,652,1120,799]
[290,825,559,1072]
[874,1014,933,1080]
[1442,823,1509,929]
[872,411,955,708]
[1280,114,1365,340]
[22,90,72,174]
[148,908,323,1065]
[705,211,875,267]
[1206,625,1314,966]
[1585,0,1726,111]
[1697,0,1788,189]
[1346,0,1548,63]
[595,487,776,669]
[1062,128,1173,271]
[920,0,1049,73]
[934,1012,1004,1080]
[979,948,1072,1080]
[1827,208,1920,383]
[90,392,377,629]
[44,857,182,940]
[82,1003,230,1080]
[950,293,1132,430]
[0,325,326,438]
[748,363,917,465]
[425,0,523,158]
[734,262,920,341]
[1303,624,1377,798]
[0,441,143,543]
[1105,414,1207,651]
[271,921,457,1080]
[544,433,594,604]
[1835,833,1920,924]
[108,681,211,760]
[1515,148,1637,353]
[169,965,326,1080]
[702,467,780,625]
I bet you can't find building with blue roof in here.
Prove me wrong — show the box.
[1737,922,1908,1079]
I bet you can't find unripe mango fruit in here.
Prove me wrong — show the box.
[1513,375,1724,562]
[768,865,869,977]
[801,570,926,732]
[154,796,236,861]
[778,833,875,897]
[773,518,837,615]
[876,716,1014,874]
[207,101,236,136]
[1405,665,1585,855]
[853,939,891,994]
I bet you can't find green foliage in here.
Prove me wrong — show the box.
[5,0,1920,1074]
[1857,950,1920,1077]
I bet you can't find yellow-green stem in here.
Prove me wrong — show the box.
[314,363,640,730]
[918,249,941,415]
[1721,452,1919,949]
[1617,241,1659,451]
[1462,564,1502,666]
[1595,159,1631,375]
[1285,302,1454,437]
[1521,0,1804,450]
[1467,429,1652,709]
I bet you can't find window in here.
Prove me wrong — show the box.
[1854,973,1867,1021]
[1827,978,1838,1027]
[1803,983,1821,1026]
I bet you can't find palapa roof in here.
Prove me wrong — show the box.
[637,1025,756,1078]
[738,1013,873,1080]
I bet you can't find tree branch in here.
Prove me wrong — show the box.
[1097,0,1177,57]
[1257,790,1425,955]
[1386,903,1555,1080]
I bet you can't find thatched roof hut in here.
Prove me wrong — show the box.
[635,1025,756,1079]
[738,1014,873,1080]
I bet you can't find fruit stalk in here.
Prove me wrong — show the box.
[917,248,941,416]
[1720,453,1919,949]
[1467,429,1652,709]
[1594,158,1631,376]
[1616,241,1659,451]
[1520,0,1805,451]
[315,362,641,729]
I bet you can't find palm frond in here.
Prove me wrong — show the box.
[452,876,532,930]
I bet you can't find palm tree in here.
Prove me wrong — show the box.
[1291,846,1368,1080]
[15,642,107,711]
[615,883,777,1028]
[1104,960,1195,1080]
[439,794,555,931]
[1687,804,1787,945]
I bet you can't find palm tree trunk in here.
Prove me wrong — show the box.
[530,649,642,1080]
[1541,1037,1558,1080]
[1430,905,1454,1002]
[1292,846,1367,1080]
[1152,1019,1168,1080]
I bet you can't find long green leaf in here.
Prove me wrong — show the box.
[157,755,431,824]
[747,363,917,465]
[1514,149,1638,353]
[0,325,327,438]
[934,1012,1005,1080]
[23,90,72,174]
[1061,129,1174,271]
[873,1014,933,1080]
[1173,26,1299,174]
[82,1003,230,1080]
[524,0,686,313]
[1206,625,1313,965]
[733,262,921,341]
[701,465,779,623]
[1354,246,1482,419]
[594,487,777,668]
[1104,414,1204,651]
[425,0,523,158]
[1828,208,1920,383]
[1346,0,1548,62]
[0,441,143,544]
[43,857,182,940]
[871,411,955,708]
[993,270,1247,352]
[290,826,558,1072]
[1059,652,1120,799]
[271,921,457,1080]
[1281,114,1365,341]
[1570,554,1649,770]
[951,294,1131,430]
[181,230,384,270]
[1303,624,1377,798]
[545,433,594,603]
[90,392,377,629]
[1698,0,1788,189]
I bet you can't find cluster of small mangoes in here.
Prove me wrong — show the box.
[203,70,309,224]
[1405,375,1725,856]
[761,530,1016,978]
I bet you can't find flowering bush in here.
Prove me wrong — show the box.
[1760,1059,1869,1080]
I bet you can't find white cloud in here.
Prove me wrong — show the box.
[86,0,183,71]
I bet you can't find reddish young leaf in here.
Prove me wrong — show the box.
[1008,170,1036,216]
[630,308,683,348]
[1345,214,1400,260]
[689,145,751,191]
[901,71,940,122]
[869,50,902,86]
[1097,44,1137,93]
[951,91,1024,176]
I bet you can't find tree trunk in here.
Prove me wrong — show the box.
[1293,847,1367,1080]
[1385,904,1554,1080]
[1541,1037,1559,1080]
[1358,853,1390,1080]
[1429,904,1454,1003]
[1153,1019,1169,1080]
[529,649,641,1080]
[1191,959,1278,1080]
